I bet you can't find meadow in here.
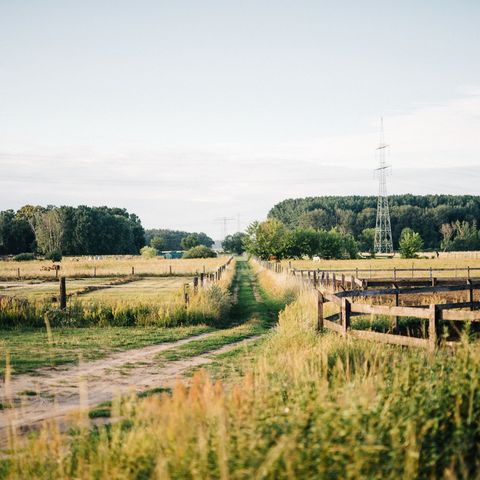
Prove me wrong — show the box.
[0,256,228,280]
[0,258,236,377]
[2,258,479,478]
[284,256,480,278]
[1,257,480,478]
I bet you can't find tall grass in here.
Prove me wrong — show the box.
[3,259,480,478]
[0,261,236,329]
[0,256,231,280]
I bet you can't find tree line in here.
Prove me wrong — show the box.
[144,229,214,251]
[238,220,358,260]
[268,194,480,251]
[0,205,145,257]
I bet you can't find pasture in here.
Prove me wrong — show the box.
[284,256,480,278]
[0,256,228,279]
[2,258,480,479]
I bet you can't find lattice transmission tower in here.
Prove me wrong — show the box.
[374,118,394,254]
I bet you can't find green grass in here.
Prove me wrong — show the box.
[5,260,480,478]
[0,325,213,376]
[154,259,284,363]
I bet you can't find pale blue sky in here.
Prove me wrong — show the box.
[1,1,479,237]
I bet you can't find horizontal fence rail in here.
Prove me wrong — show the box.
[0,257,234,308]
[257,258,480,351]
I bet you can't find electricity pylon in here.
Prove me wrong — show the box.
[374,118,394,254]
[214,217,235,240]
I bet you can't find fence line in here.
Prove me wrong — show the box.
[256,258,480,350]
[3,256,235,308]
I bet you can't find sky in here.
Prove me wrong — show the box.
[1,0,479,238]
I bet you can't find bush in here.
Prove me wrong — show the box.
[399,228,424,258]
[44,249,62,262]
[13,252,35,261]
[140,246,157,258]
[183,245,217,259]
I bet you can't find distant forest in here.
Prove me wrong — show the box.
[144,229,214,251]
[268,195,480,250]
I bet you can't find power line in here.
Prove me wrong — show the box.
[214,217,235,240]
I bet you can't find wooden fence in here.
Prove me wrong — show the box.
[257,259,480,350]
[9,256,235,309]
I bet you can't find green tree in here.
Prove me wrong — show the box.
[35,208,64,255]
[284,228,318,258]
[140,246,157,258]
[450,221,480,251]
[150,236,165,251]
[0,210,35,254]
[244,220,289,260]
[399,228,424,258]
[183,245,217,259]
[317,229,344,259]
[359,228,376,254]
[222,232,247,255]
[181,234,200,250]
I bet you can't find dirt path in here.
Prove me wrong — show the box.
[0,333,260,433]
[0,259,272,434]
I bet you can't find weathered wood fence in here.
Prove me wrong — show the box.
[55,256,234,308]
[257,259,480,350]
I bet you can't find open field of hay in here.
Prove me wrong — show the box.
[284,256,480,278]
[0,256,229,279]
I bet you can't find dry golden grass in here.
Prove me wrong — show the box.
[5,261,480,478]
[0,256,230,279]
[283,256,480,278]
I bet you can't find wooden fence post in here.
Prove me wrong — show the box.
[169,265,172,275]
[313,271,317,287]
[317,291,324,331]
[131,266,135,275]
[341,298,351,336]
[93,266,97,278]
[193,275,199,294]
[468,279,474,311]
[17,268,20,279]
[59,276,67,310]
[428,304,440,351]
[392,283,399,332]
[200,272,204,287]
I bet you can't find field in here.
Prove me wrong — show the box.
[0,277,192,304]
[284,256,480,278]
[1,257,480,478]
[0,256,229,279]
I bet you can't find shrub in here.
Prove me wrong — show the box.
[44,249,62,262]
[13,252,35,261]
[140,246,157,258]
[399,228,424,258]
[183,245,217,259]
